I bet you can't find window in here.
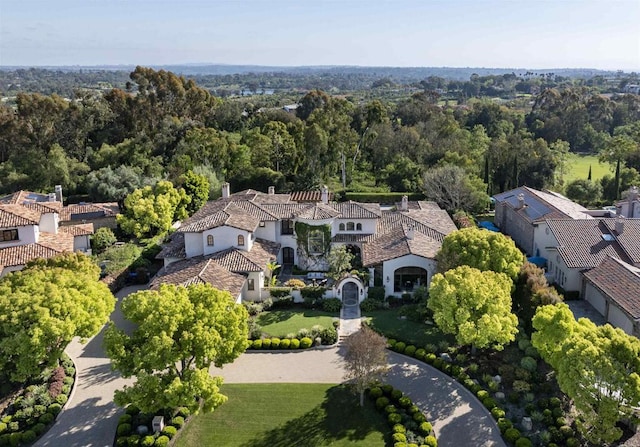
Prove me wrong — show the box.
[339,223,345,231]
[356,223,362,231]
[259,221,265,227]
[308,230,324,254]
[346,222,355,231]
[207,235,214,246]
[238,235,245,246]
[0,229,18,242]
[247,278,255,291]
[281,219,294,235]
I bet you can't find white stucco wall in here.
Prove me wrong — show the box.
[184,232,204,258]
[334,218,377,235]
[334,276,366,303]
[535,224,581,292]
[39,213,59,234]
[584,283,607,315]
[608,304,634,335]
[381,254,437,297]
[584,282,636,335]
[73,235,91,252]
[0,225,38,248]
[242,271,264,301]
[255,221,276,241]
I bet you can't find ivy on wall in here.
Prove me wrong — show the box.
[294,222,332,259]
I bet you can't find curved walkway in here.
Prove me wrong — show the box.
[35,286,505,447]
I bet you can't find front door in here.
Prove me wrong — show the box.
[282,247,295,265]
[342,282,359,306]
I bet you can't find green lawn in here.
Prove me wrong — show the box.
[175,384,388,447]
[364,308,452,347]
[564,153,612,184]
[256,309,337,337]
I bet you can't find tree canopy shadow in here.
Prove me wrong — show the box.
[244,385,388,447]
[255,310,296,326]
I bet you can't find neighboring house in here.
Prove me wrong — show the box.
[533,217,640,293]
[617,185,640,218]
[582,256,640,338]
[154,184,456,302]
[493,186,592,256]
[59,202,119,229]
[0,188,95,276]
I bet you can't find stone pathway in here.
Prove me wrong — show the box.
[338,298,362,339]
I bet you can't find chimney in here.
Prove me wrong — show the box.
[321,185,329,205]
[268,186,275,195]
[54,185,63,202]
[517,193,525,210]
[222,182,230,199]
[615,216,624,235]
[406,225,414,240]
[628,185,639,218]
[401,195,408,211]
[48,193,57,202]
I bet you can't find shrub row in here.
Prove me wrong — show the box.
[115,406,191,447]
[248,336,314,350]
[368,384,437,447]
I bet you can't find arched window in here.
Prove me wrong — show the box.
[339,223,345,231]
[207,235,214,246]
[238,235,245,246]
[347,222,355,231]
[356,223,362,231]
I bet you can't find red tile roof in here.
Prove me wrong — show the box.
[0,243,63,269]
[59,203,119,221]
[59,223,94,236]
[0,205,41,227]
[290,191,334,202]
[583,256,640,319]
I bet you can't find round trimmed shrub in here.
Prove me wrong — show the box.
[524,346,539,359]
[161,425,177,439]
[300,337,313,349]
[385,405,398,414]
[154,436,170,447]
[476,390,489,400]
[376,397,389,410]
[407,404,420,415]
[62,384,71,394]
[515,438,532,447]
[270,338,281,349]
[32,423,45,436]
[394,342,406,353]
[559,425,574,439]
[414,348,426,360]
[117,423,132,436]
[425,353,437,364]
[482,397,497,410]
[64,366,76,377]
[566,437,579,447]
[48,402,62,416]
[63,376,74,385]
[9,433,21,447]
[290,338,300,349]
[369,387,383,398]
[387,339,396,349]
[504,427,521,443]
[393,424,406,434]
[391,389,403,400]
[398,397,412,408]
[126,435,140,446]
[393,433,407,443]
[520,357,537,372]
[497,418,512,433]
[0,423,5,434]
[55,394,68,405]
[115,437,128,447]
[388,413,402,424]
[280,338,291,349]
[491,407,505,419]
[119,414,133,424]
[171,416,185,428]
[252,339,262,349]
[21,431,36,443]
[419,421,433,435]
[319,327,338,345]
[381,384,393,395]
[141,435,155,447]
[424,435,437,447]
[262,338,272,349]
[125,405,140,415]
[413,412,427,423]
[322,297,342,313]
[39,413,54,424]
[548,397,561,408]
[404,345,416,357]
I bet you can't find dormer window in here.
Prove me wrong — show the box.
[207,235,214,246]
[238,235,245,246]
[0,229,18,242]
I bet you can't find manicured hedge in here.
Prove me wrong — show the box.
[344,192,424,203]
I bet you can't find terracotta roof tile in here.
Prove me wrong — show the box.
[363,225,443,266]
[547,219,640,269]
[290,191,334,202]
[297,203,341,220]
[377,209,456,240]
[180,204,259,233]
[231,201,279,221]
[583,256,640,319]
[332,234,375,243]
[59,223,94,236]
[0,205,40,227]
[331,201,382,219]
[59,203,119,221]
[260,203,310,219]
[208,238,280,273]
[156,232,186,259]
[38,231,75,252]
[0,243,63,268]
[150,258,246,297]
[251,192,292,204]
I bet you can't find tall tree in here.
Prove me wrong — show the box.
[428,266,518,352]
[436,227,525,280]
[104,284,249,413]
[422,165,489,214]
[342,326,388,407]
[0,254,115,382]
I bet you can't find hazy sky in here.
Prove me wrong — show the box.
[1,0,639,69]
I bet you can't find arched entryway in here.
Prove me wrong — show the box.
[342,282,359,306]
[394,267,428,293]
[282,247,294,266]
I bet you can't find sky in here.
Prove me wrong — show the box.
[0,0,639,70]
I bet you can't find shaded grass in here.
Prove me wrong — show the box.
[364,308,453,347]
[256,309,337,337]
[565,154,611,184]
[175,384,387,447]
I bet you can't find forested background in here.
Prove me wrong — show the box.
[0,66,639,211]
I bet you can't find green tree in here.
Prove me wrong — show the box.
[180,170,210,215]
[565,178,603,206]
[104,284,249,414]
[436,227,525,280]
[91,227,117,253]
[532,304,640,444]
[0,254,115,382]
[117,180,189,238]
[428,266,518,351]
[423,165,489,214]
[342,326,388,407]
[326,245,354,280]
